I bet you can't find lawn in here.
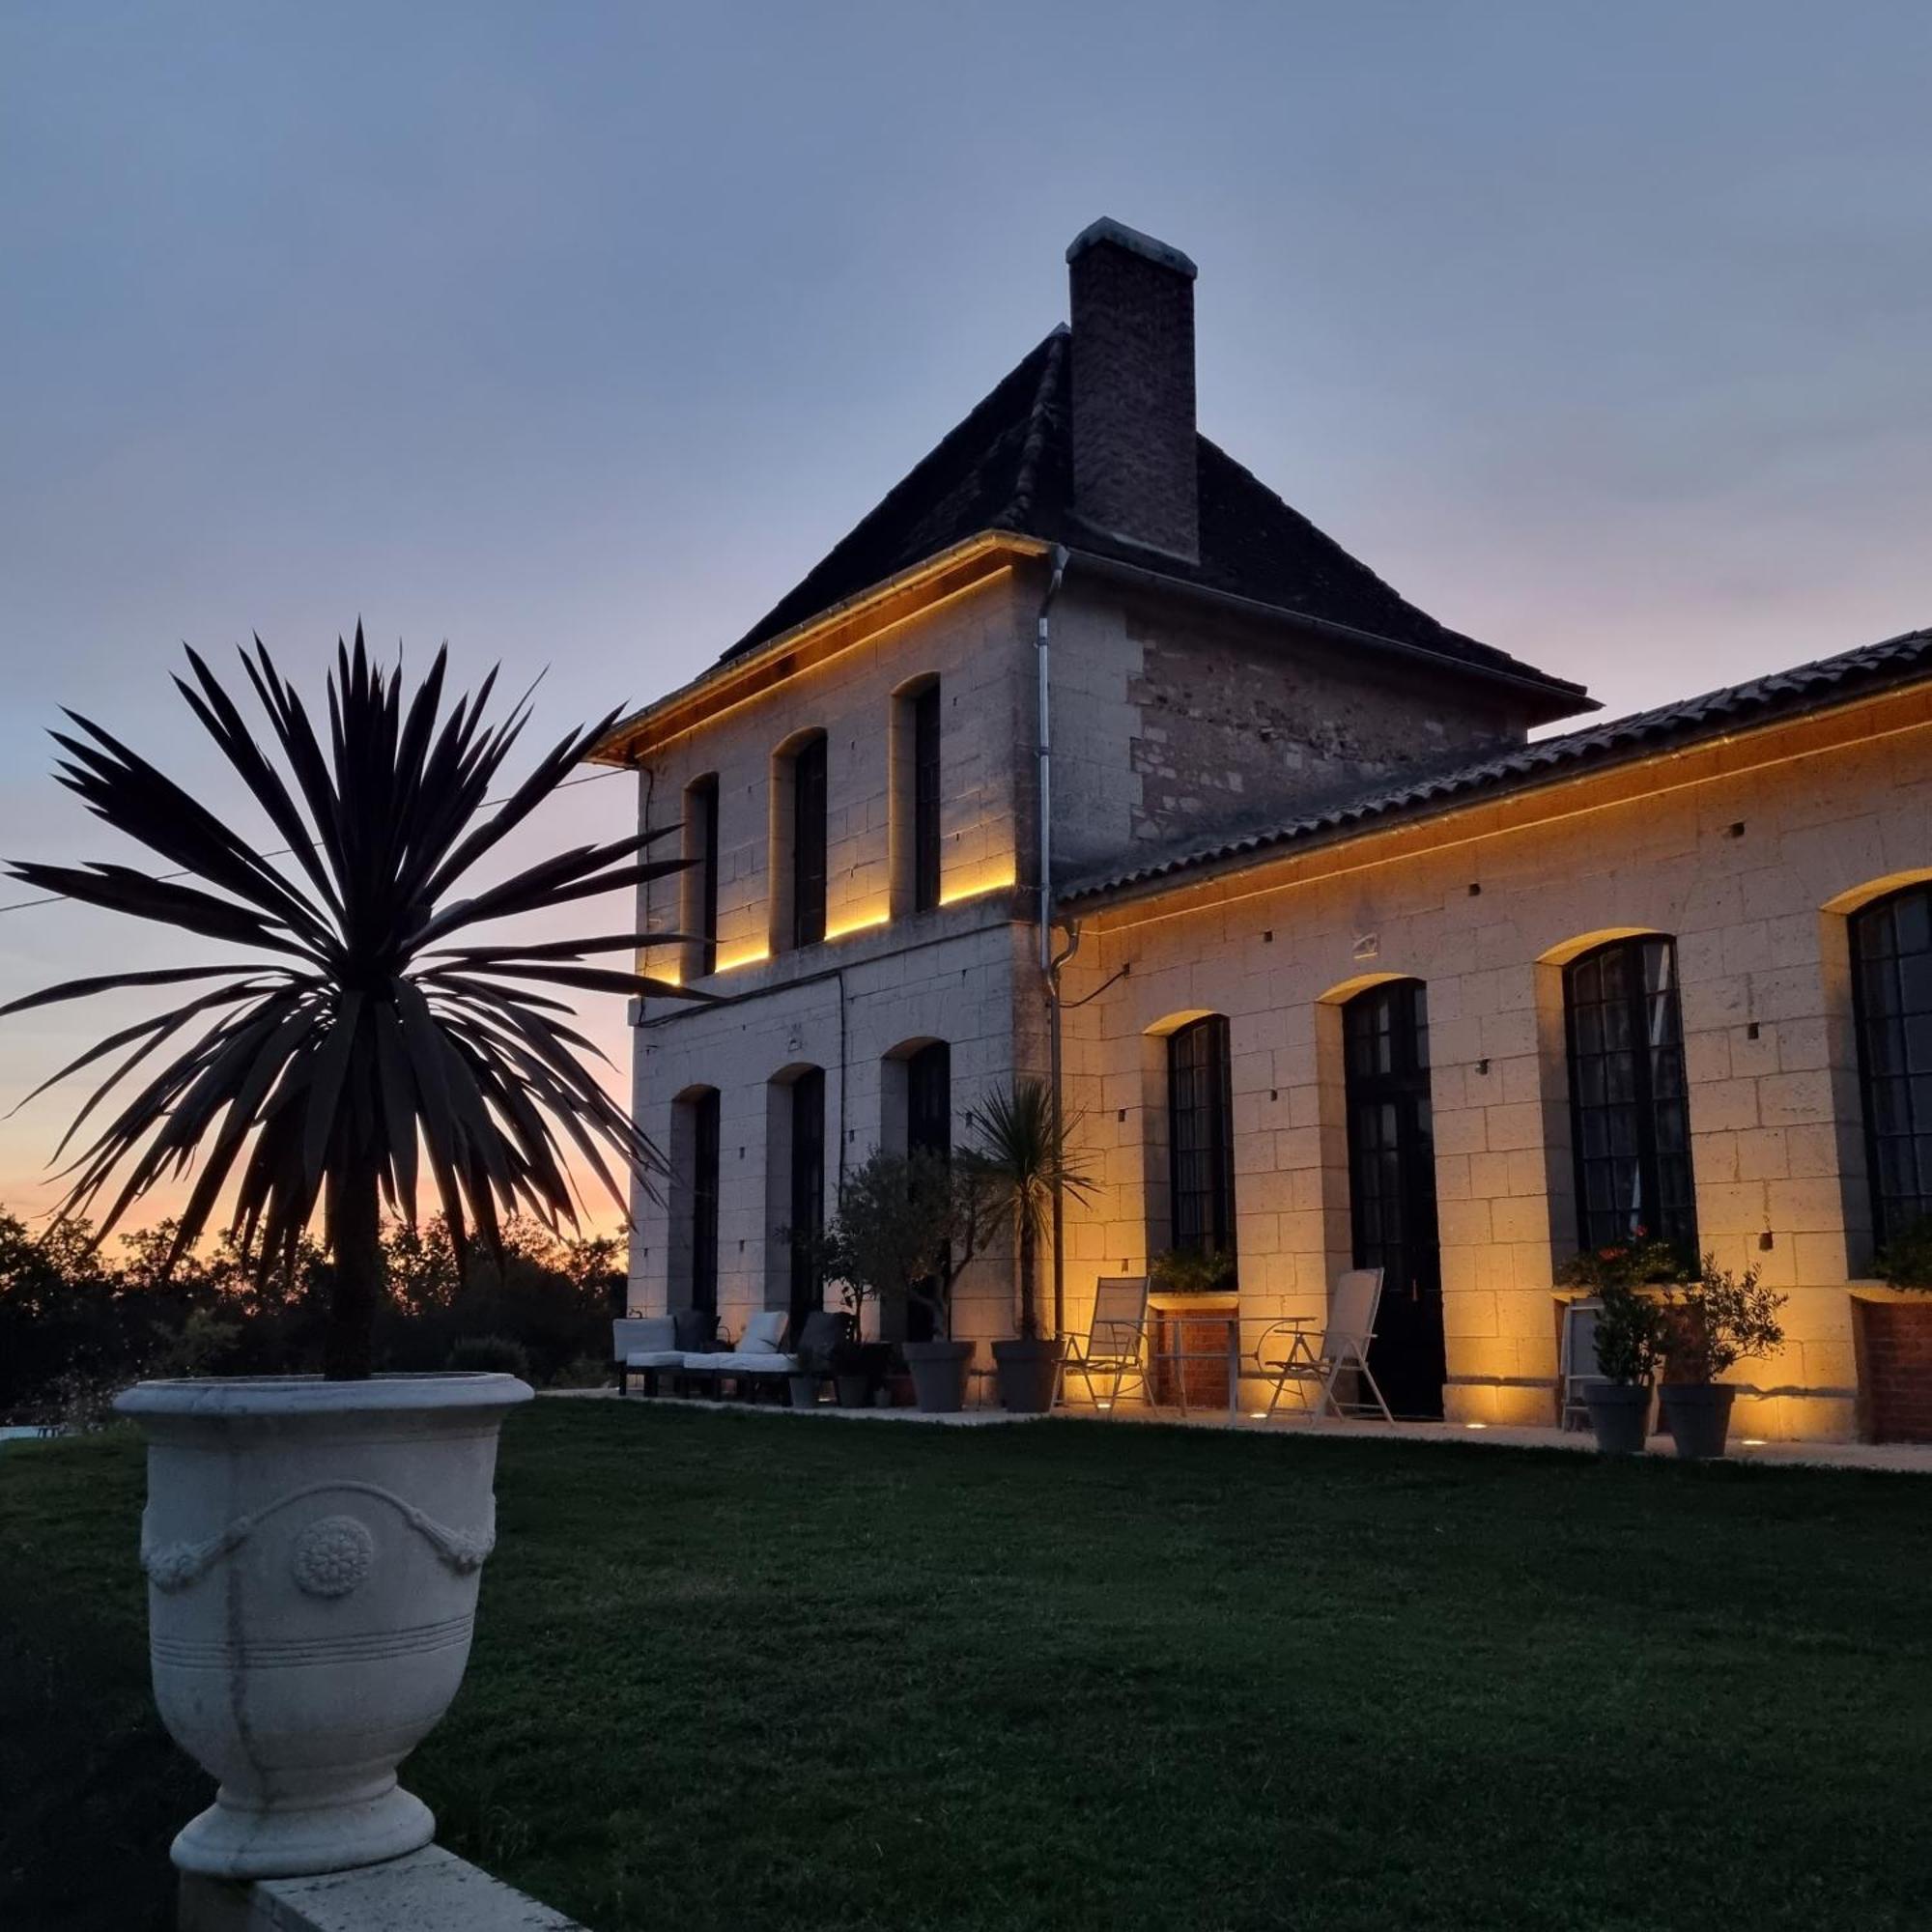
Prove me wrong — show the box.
[3,1405,1928,1932]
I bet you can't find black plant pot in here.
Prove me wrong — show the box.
[991,1337,1064,1414]
[904,1340,975,1413]
[787,1373,822,1409]
[835,1373,876,1409]
[1661,1383,1736,1460]
[1582,1381,1652,1455]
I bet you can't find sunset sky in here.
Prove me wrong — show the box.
[2,2,1927,1233]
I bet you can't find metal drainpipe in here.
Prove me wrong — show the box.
[1035,546,1069,1334]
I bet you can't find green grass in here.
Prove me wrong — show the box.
[4,1406,1929,1931]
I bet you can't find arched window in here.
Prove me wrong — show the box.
[1851,882,1932,1245]
[1167,1015,1235,1256]
[771,731,827,952]
[1563,935,1696,1255]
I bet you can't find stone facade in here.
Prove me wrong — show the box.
[1054,682,1932,1441]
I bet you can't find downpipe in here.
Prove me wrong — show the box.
[1034,546,1069,1335]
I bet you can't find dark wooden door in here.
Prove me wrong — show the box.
[1344,981,1445,1418]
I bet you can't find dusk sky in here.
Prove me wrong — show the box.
[3,2,1928,1224]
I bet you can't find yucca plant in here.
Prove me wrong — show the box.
[959,1078,1095,1339]
[0,628,696,1378]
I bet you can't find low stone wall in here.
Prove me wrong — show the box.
[179,1845,583,1931]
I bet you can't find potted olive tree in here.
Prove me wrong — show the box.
[962,1081,1094,1414]
[815,1149,984,1412]
[0,632,696,1878]
[1657,1258,1788,1459]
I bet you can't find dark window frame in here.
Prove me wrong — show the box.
[1167,1015,1236,1257]
[1850,882,1932,1250]
[912,683,942,914]
[1562,935,1698,1257]
[688,1089,720,1317]
[688,774,719,978]
[787,1068,826,1333]
[790,735,827,950]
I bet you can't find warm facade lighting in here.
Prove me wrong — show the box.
[824,907,891,943]
[716,942,770,973]
[939,862,1018,907]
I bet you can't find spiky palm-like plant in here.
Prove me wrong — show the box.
[0,629,696,1378]
[959,1079,1095,1339]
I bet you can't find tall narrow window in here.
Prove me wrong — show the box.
[1167,1015,1236,1256]
[913,683,942,913]
[684,775,719,978]
[904,1040,950,1345]
[689,1089,720,1316]
[787,1068,826,1336]
[791,735,827,949]
[1563,936,1697,1255]
[1343,980,1444,1418]
[1851,883,1932,1246]
[907,1040,951,1155]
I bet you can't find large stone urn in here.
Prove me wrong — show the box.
[114,1374,531,1879]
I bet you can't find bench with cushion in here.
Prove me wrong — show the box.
[612,1316,685,1397]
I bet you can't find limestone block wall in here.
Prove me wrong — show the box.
[1046,579,1545,882]
[1057,694,1932,1440]
[630,569,1034,984]
[626,915,1037,1347]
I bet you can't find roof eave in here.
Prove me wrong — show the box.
[590,529,1050,764]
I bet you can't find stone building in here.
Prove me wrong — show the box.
[596,219,1932,1442]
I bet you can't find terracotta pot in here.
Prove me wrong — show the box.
[114,1374,530,1878]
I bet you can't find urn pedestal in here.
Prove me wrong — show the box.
[114,1374,531,1879]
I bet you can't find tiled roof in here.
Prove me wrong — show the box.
[723,328,1586,706]
[1059,627,1932,906]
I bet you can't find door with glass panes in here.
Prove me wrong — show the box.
[1343,980,1445,1418]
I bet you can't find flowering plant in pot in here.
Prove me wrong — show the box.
[959,1081,1095,1413]
[813,1149,986,1411]
[1656,1258,1788,1459]
[1555,1231,1688,1454]
[0,632,696,1877]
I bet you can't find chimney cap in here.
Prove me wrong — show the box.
[1065,217,1197,281]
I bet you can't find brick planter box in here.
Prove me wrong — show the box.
[1147,1293,1240,1410]
[1856,1296,1932,1442]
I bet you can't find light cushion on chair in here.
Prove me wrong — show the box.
[699,1352,798,1375]
[624,1351,686,1370]
[612,1317,677,1358]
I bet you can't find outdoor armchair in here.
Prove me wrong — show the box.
[1249,1267,1393,1422]
[1061,1275,1150,1414]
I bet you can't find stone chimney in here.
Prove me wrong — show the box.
[1065,217,1200,562]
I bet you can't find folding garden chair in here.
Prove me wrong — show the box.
[1249,1267,1393,1422]
[1060,1276,1150,1414]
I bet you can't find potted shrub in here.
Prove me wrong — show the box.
[1555,1231,1688,1455]
[816,1149,987,1413]
[0,633,696,1877]
[1579,1282,1669,1453]
[1657,1258,1788,1459]
[962,1081,1095,1413]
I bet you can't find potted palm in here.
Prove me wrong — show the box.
[0,632,696,1878]
[1657,1258,1788,1459]
[961,1080,1095,1414]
